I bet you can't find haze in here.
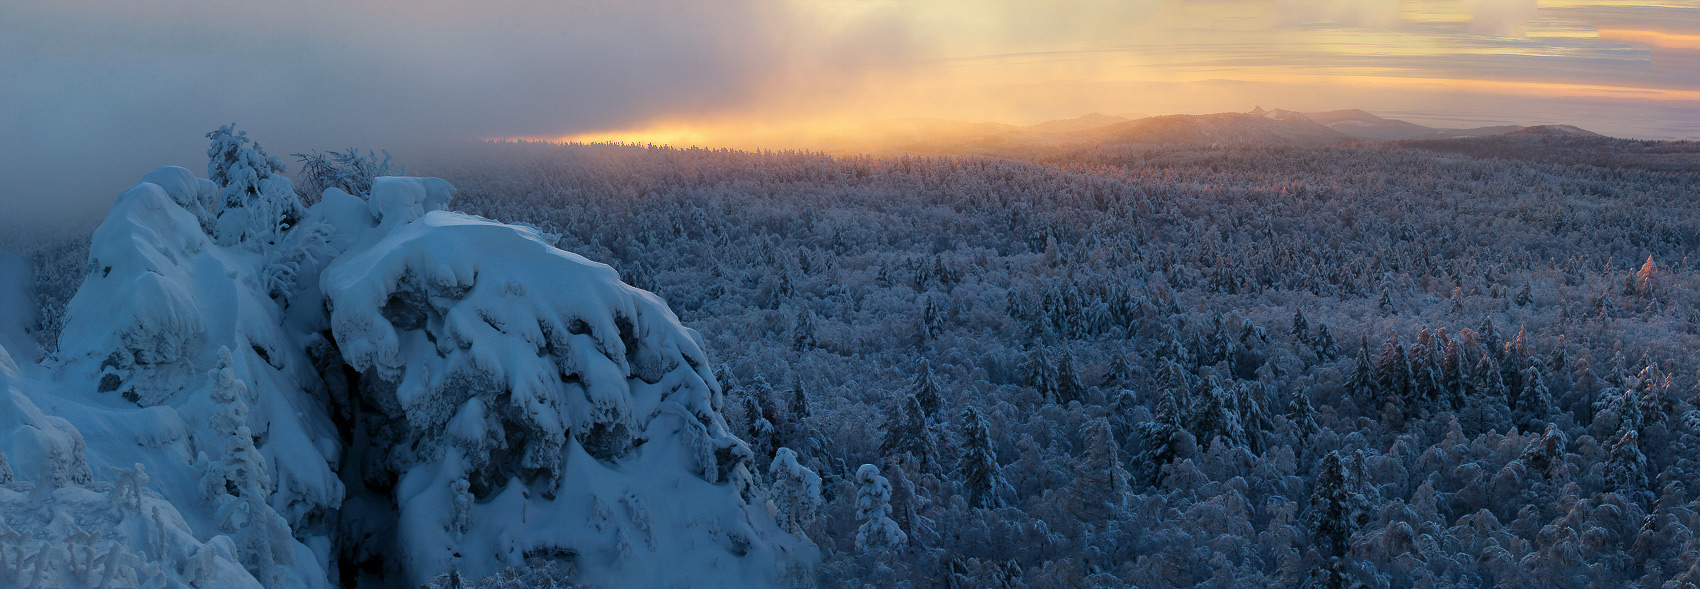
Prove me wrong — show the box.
[3,0,1697,228]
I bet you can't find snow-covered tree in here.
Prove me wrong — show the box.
[911,361,943,419]
[854,464,906,552]
[199,347,269,503]
[880,394,937,472]
[205,124,304,248]
[769,448,822,537]
[958,407,1007,509]
[1070,418,1130,521]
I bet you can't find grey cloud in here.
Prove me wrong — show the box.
[0,1,909,228]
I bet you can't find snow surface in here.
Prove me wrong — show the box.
[1,165,814,587]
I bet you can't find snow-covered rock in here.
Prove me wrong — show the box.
[323,201,814,585]
[5,157,813,587]
[26,165,346,586]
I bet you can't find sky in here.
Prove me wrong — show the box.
[2,0,1697,228]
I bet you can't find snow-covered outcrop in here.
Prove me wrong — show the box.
[4,154,812,586]
[0,339,268,588]
[13,163,345,587]
[321,178,812,585]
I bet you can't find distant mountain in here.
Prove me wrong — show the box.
[1025,113,1130,134]
[828,108,1602,156]
[1395,132,1696,172]
[1253,107,1523,141]
[1079,113,1352,146]
[1508,124,1603,137]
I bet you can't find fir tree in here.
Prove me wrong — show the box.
[792,309,817,351]
[1440,338,1469,410]
[1290,308,1311,343]
[205,124,303,248]
[1054,349,1086,405]
[1605,429,1650,504]
[920,295,943,341]
[1312,323,1339,361]
[880,395,937,472]
[1289,392,1320,447]
[742,393,777,465]
[1071,418,1131,521]
[911,361,943,419]
[1190,379,1244,449]
[854,464,906,552]
[958,407,1008,509]
[1518,360,1553,425]
[1103,352,1134,386]
[884,458,934,549]
[1373,334,1412,421]
[1023,346,1060,403]
[1346,335,1375,403]
[1307,450,1367,560]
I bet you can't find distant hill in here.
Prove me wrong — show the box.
[852,111,1355,156]
[1507,124,1603,137]
[1252,107,1524,141]
[830,108,1609,156]
[1395,134,1698,173]
[1025,113,1130,134]
[1079,112,1351,146]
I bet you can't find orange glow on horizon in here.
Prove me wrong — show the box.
[495,1,1700,145]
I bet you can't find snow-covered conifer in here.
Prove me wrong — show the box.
[205,124,303,248]
[957,407,1007,509]
[854,464,905,552]
[768,448,822,537]
[880,394,937,472]
[1311,323,1338,361]
[911,361,943,419]
[1290,309,1310,343]
[1071,418,1130,521]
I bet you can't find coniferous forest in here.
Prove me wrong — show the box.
[10,136,1700,587]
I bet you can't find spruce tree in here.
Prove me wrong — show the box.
[205,124,303,248]
[792,309,817,351]
[958,407,1007,509]
[1054,349,1086,405]
[1071,418,1131,521]
[1346,335,1375,403]
[911,361,943,419]
[1312,323,1339,361]
[1373,334,1412,421]
[1307,450,1367,560]
[1290,308,1311,343]
[854,464,906,552]
[1023,346,1060,403]
[880,395,937,472]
